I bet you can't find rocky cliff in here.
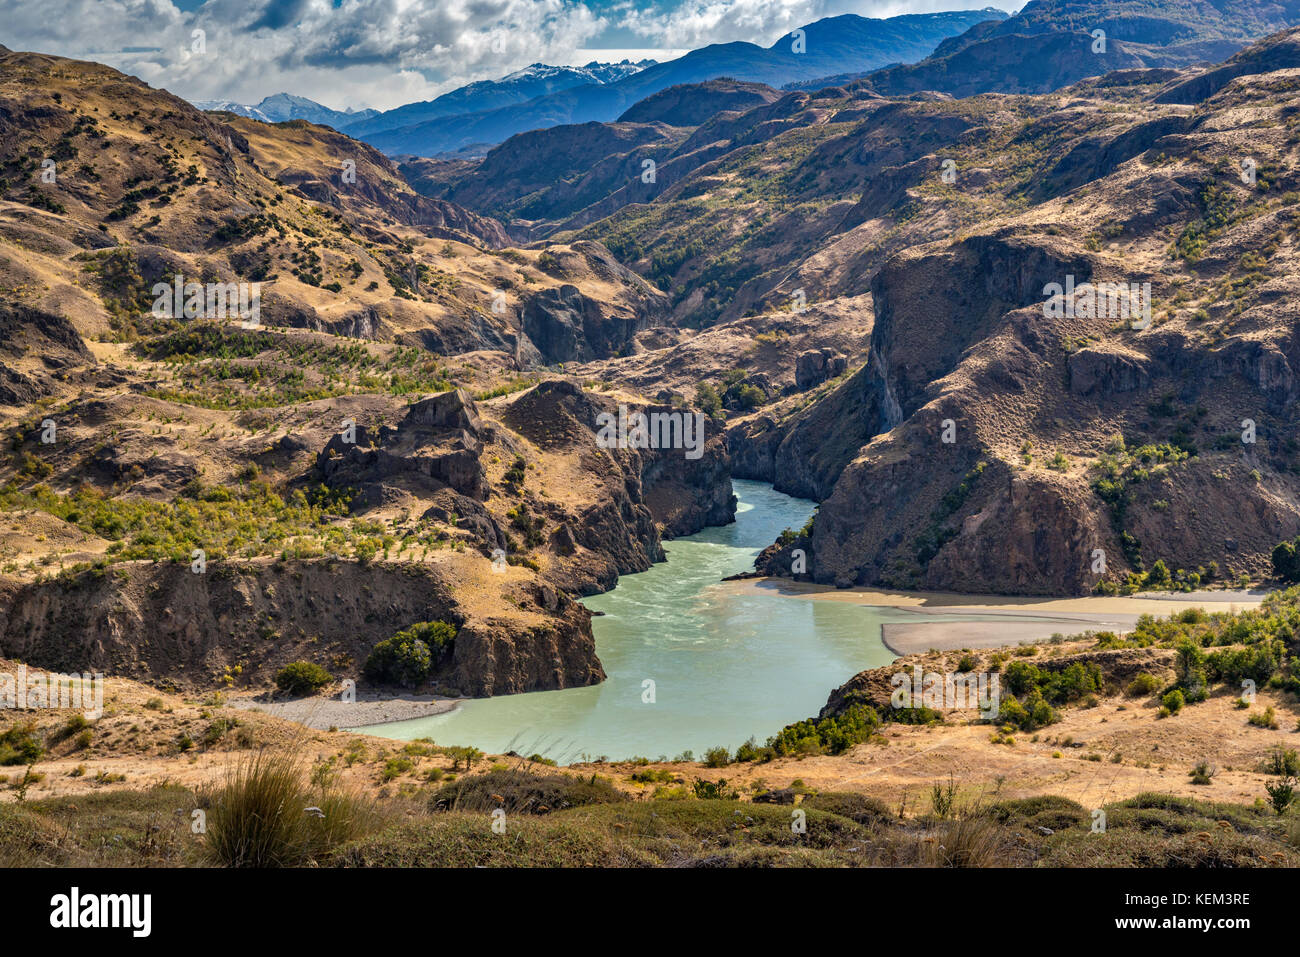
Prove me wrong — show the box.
[0,558,601,696]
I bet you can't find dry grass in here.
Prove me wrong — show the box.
[199,744,383,867]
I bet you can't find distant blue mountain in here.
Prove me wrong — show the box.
[357,9,1009,157]
[339,61,655,140]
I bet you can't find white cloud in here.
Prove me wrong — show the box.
[619,0,1016,49]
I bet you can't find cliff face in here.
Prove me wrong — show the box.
[0,559,602,696]
[499,379,735,594]
[795,214,1300,594]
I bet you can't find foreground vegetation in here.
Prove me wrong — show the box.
[3,758,1297,867]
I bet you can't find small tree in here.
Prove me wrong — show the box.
[1265,777,1296,816]
[1272,539,1300,582]
[274,661,333,696]
[363,621,457,688]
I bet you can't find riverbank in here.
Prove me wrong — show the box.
[229,691,460,729]
[718,579,1268,655]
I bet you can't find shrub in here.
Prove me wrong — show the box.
[1248,706,1279,729]
[274,661,333,695]
[0,723,43,766]
[703,746,731,768]
[54,713,90,741]
[1272,538,1300,582]
[986,795,1087,831]
[691,777,738,800]
[1265,778,1296,816]
[1264,747,1300,778]
[1126,672,1159,696]
[381,757,413,781]
[1161,689,1185,714]
[733,737,776,763]
[364,621,456,688]
[768,702,880,756]
[800,791,892,826]
[430,767,626,814]
[998,691,1057,732]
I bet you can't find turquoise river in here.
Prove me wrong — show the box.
[361,480,986,762]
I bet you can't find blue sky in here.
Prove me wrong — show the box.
[0,0,1019,110]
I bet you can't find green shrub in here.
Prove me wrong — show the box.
[768,702,880,756]
[274,661,333,695]
[691,777,738,800]
[1248,706,1279,729]
[733,737,776,763]
[1272,538,1300,582]
[1161,689,1185,713]
[1265,778,1295,816]
[1126,672,1159,696]
[381,757,413,781]
[998,690,1058,732]
[430,767,627,814]
[364,621,456,688]
[1263,747,1300,777]
[986,795,1087,831]
[703,746,731,768]
[800,791,891,826]
[0,723,43,766]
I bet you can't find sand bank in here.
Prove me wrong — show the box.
[228,691,459,729]
[717,578,1268,655]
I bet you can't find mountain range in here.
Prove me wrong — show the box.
[192,92,380,129]
[192,10,1009,157]
[355,10,1010,156]
[338,61,657,142]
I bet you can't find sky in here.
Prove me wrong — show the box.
[0,0,1020,111]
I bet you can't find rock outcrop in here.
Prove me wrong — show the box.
[315,389,492,506]
[522,284,644,363]
[795,348,848,390]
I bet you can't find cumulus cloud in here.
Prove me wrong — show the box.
[616,0,1012,49]
[0,0,608,108]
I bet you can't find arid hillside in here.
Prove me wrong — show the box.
[0,47,746,697]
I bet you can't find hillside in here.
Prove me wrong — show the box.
[5,9,1300,879]
[0,46,746,698]
[6,590,1300,869]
